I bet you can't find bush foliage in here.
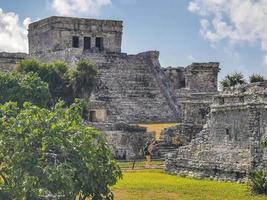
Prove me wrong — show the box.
[249,168,267,195]
[72,60,98,99]
[17,59,97,105]
[220,72,246,90]
[0,101,121,199]
[249,139,267,195]
[249,74,265,83]
[0,71,50,107]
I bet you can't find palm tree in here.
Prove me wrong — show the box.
[220,72,246,90]
[249,74,265,83]
[72,60,98,99]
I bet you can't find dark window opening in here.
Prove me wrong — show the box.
[96,37,104,52]
[72,36,79,48]
[219,97,225,105]
[89,111,97,122]
[84,37,91,51]
[180,80,186,88]
[199,108,210,119]
[239,96,245,103]
[226,128,232,140]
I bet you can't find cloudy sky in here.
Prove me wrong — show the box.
[1,0,267,79]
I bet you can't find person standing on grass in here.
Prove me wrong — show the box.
[144,140,158,168]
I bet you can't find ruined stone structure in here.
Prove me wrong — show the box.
[0,16,221,161]
[159,63,220,155]
[166,83,267,182]
[33,49,180,123]
[87,100,107,122]
[0,52,28,72]
[164,63,220,125]
[92,122,153,160]
[25,16,182,124]
[0,16,218,125]
[28,16,123,54]
[2,16,266,181]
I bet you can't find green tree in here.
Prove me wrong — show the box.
[0,101,122,200]
[17,60,74,105]
[249,74,265,83]
[72,60,98,99]
[220,72,246,90]
[0,71,50,107]
[17,59,98,105]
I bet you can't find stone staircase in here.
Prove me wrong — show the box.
[156,139,177,158]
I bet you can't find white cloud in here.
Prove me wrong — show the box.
[188,2,200,13]
[50,0,111,16]
[188,0,267,64]
[0,9,30,53]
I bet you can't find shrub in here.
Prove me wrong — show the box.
[0,101,122,199]
[17,59,97,105]
[17,60,74,105]
[0,71,50,107]
[249,140,267,195]
[249,74,265,83]
[220,72,246,90]
[249,168,267,195]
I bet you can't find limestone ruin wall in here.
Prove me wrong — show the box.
[32,49,180,123]
[0,52,28,72]
[164,63,220,125]
[0,16,222,160]
[165,83,267,182]
[28,16,123,55]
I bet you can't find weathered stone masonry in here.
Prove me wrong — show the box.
[164,62,220,125]
[159,63,220,156]
[28,16,123,54]
[166,83,267,182]
[27,16,181,124]
[33,49,180,124]
[0,52,27,72]
[0,16,221,161]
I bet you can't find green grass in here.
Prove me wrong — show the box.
[112,170,267,200]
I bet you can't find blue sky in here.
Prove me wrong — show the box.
[1,0,267,80]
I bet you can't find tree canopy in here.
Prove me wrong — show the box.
[16,59,97,105]
[0,101,121,200]
[220,72,246,90]
[72,60,98,99]
[249,74,265,83]
[0,71,50,107]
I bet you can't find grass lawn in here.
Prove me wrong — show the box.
[112,169,267,200]
[139,123,178,139]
